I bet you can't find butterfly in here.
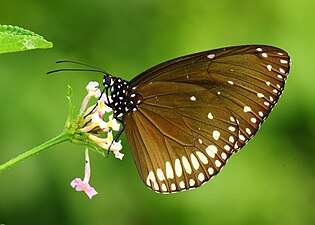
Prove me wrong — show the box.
[53,45,291,194]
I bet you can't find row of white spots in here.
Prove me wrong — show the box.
[256,47,288,99]
[146,152,220,191]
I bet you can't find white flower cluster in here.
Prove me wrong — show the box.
[80,81,124,160]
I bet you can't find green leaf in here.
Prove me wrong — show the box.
[0,25,53,54]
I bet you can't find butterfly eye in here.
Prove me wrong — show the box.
[103,75,112,88]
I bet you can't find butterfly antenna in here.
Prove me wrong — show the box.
[47,60,111,75]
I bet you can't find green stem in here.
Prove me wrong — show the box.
[0,133,69,173]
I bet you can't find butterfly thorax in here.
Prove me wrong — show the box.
[103,75,143,120]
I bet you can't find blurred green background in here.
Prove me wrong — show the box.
[0,0,314,224]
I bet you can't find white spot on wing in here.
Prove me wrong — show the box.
[206,145,218,158]
[243,106,252,112]
[190,154,200,170]
[157,168,166,181]
[182,156,192,174]
[189,179,195,186]
[147,171,159,191]
[262,53,268,57]
[257,93,264,98]
[207,54,215,59]
[165,161,174,179]
[175,158,182,177]
[212,130,220,140]
[215,160,221,167]
[198,173,205,181]
[190,96,196,101]
[267,65,272,71]
[224,145,231,151]
[179,181,185,189]
[227,80,234,85]
[228,126,236,132]
[195,151,208,164]
[239,134,245,141]
[208,167,214,175]
[208,113,214,119]
[256,47,262,52]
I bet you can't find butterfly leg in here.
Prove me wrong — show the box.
[106,119,126,157]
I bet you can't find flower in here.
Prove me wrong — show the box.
[88,131,124,160]
[86,81,101,98]
[71,148,98,199]
[77,81,123,158]
[69,80,125,197]
[107,114,120,131]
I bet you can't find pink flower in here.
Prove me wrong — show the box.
[70,148,98,199]
[70,178,98,199]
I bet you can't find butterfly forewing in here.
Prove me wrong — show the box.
[123,45,290,193]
